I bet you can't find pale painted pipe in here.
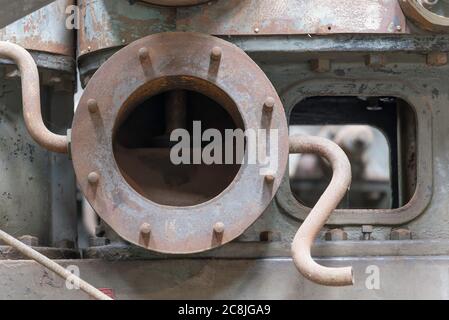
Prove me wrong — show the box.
[0,229,112,300]
[290,135,354,286]
[0,41,68,153]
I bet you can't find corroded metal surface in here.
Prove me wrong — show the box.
[72,32,288,254]
[78,0,176,56]
[78,0,407,58]
[177,0,408,35]
[82,241,449,260]
[4,256,449,299]
[0,0,74,57]
[0,246,79,260]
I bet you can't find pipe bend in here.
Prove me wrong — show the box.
[0,41,68,154]
[290,135,354,286]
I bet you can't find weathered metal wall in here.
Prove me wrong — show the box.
[77,0,449,246]
[75,2,449,298]
[5,242,449,299]
[0,0,76,247]
[78,0,407,60]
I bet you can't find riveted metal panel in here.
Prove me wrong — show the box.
[177,0,408,35]
[77,0,407,58]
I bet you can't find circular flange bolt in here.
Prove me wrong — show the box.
[140,223,152,236]
[72,32,289,254]
[138,47,150,62]
[88,172,100,185]
[87,99,98,114]
[211,46,222,61]
[214,222,225,235]
[264,97,275,113]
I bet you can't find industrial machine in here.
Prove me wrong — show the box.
[1,0,449,299]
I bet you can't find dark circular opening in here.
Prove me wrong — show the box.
[113,78,245,207]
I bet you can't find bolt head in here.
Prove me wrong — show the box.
[88,172,100,185]
[211,46,222,61]
[264,97,275,111]
[18,235,39,247]
[214,222,225,234]
[140,223,151,235]
[427,52,448,66]
[138,47,150,61]
[89,236,109,247]
[264,173,275,183]
[56,239,75,249]
[310,58,331,73]
[259,231,281,242]
[87,99,98,113]
[365,54,386,68]
[390,228,412,241]
[325,229,348,241]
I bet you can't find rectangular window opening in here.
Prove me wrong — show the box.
[289,96,417,210]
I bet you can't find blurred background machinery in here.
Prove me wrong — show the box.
[1,0,449,299]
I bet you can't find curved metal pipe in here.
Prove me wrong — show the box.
[290,135,354,286]
[0,41,68,153]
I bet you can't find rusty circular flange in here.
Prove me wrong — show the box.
[400,0,449,32]
[72,32,288,254]
[140,0,210,6]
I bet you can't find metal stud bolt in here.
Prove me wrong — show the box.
[214,222,225,234]
[362,225,373,241]
[325,229,348,241]
[264,97,275,112]
[87,99,98,113]
[211,46,222,62]
[310,58,331,73]
[390,228,412,240]
[140,223,151,236]
[427,52,448,66]
[88,172,100,185]
[19,235,39,247]
[365,54,386,69]
[265,173,275,184]
[138,47,150,62]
